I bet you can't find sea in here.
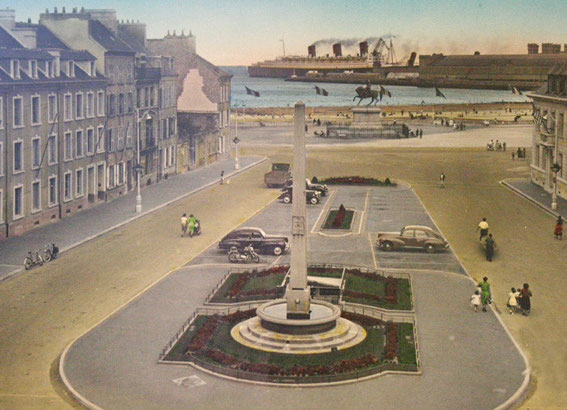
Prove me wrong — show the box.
[221,66,531,108]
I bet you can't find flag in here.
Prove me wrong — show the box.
[511,86,523,95]
[314,85,329,96]
[435,87,446,99]
[314,85,321,95]
[380,85,392,98]
[245,86,260,97]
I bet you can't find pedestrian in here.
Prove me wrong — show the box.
[477,218,489,240]
[502,142,506,151]
[180,213,188,237]
[507,287,519,314]
[470,290,481,312]
[440,172,446,188]
[519,283,532,316]
[419,129,423,138]
[517,147,522,159]
[512,151,515,160]
[220,170,224,185]
[484,233,495,262]
[478,277,491,312]
[522,148,526,159]
[188,213,196,237]
[554,215,563,240]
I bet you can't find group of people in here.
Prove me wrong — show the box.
[487,139,506,151]
[477,218,495,261]
[410,128,424,138]
[511,147,527,160]
[180,213,198,237]
[470,278,533,316]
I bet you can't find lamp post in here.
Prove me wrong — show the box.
[233,102,245,170]
[135,110,153,213]
[551,162,561,210]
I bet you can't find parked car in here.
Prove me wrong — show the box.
[376,225,448,253]
[218,227,289,255]
[279,187,321,204]
[285,178,329,197]
[265,163,291,187]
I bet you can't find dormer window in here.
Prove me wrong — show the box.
[30,60,38,78]
[45,61,53,78]
[90,61,96,77]
[68,60,75,77]
[11,60,20,79]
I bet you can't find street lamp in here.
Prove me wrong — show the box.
[233,102,245,170]
[135,110,153,213]
[551,162,562,210]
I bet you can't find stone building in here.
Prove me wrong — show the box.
[0,16,108,238]
[147,32,232,170]
[528,67,567,205]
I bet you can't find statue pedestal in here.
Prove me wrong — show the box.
[351,107,382,125]
[286,287,311,319]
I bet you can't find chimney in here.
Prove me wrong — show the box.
[119,21,147,47]
[527,43,539,54]
[359,41,368,57]
[407,51,417,66]
[0,8,16,30]
[308,45,316,57]
[332,43,342,57]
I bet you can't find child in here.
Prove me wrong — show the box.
[470,290,481,312]
[507,287,518,314]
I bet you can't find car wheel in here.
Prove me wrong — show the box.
[381,241,393,251]
[309,196,319,205]
[272,246,283,256]
[283,195,291,204]
[425,244,436,253]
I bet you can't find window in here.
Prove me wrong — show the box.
[30,60,38,78]
[169,117,176,136]
[48,176,57,205]
[0,97,3,128]
[48,94,57,122]
[76,130,83,157]
[97,91,105,116]
[11,60,20,79]
[0,142,2,176]
[87,128,94,155]
[64,172,72,200]
[97,126,105,152]
[119,93,124,115]
[144,87,149,107]
[64,132,72,160]
[32,137,41,168]
[76,93,83,119]
[13,141,23,172]
[150,87,155,106]
[161,119,167,139]
[126,123,133,147]
[106,128,114,152]
[136,89,141,108]
[118,163,124,185]
[32,181,41,211]
[31,95,41,125]
[108,165,115,187]
[109,94,116,116]
[76,169,83,196]
[64,94,72,121]
[68,60,75,77]
[0,190,3,223]
[559,153,564,179]
[13,96,23,127]
[117,126,124,150]
[48,135,57,164]
[87,92,94,117]
[127,93,133,113]
[14,186,23,218]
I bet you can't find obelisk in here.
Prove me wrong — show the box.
[286,101,311,319]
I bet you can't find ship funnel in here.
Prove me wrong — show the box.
[332,43,342,57]
[407,52,417,66]
[308,44,316,57]
[359,41,368,57]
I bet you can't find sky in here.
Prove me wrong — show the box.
[12,0,567,66]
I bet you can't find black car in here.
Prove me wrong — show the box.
[279,187,321,204]
[285,178,329,196]
[218,227,289,255]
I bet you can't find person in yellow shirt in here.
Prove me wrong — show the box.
[477,218,489,240]
[180,213,188,237]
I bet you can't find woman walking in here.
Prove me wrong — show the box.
[478,277,491,312]
[519,283,532,316]
[554,216,563,240]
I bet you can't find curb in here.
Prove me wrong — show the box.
[500,179,559,218]
[0,157,267,283]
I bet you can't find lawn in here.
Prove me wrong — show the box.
[208,271,287,303]
[307,266,343,278]
[343,274,413,310]
[322,210,354,230]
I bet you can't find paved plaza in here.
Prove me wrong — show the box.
[61,184,528,409]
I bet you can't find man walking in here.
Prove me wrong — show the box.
[180,213,188,237]
[484,234,495,262]
[440,172,446,188]
[477,218,489,240]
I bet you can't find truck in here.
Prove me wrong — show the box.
[264,163,291,188]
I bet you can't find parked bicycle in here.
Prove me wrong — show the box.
[42,243,59,262]
[24,251,44,270]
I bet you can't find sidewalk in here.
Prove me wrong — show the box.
[0,156,266,281]
[502,177,567,218]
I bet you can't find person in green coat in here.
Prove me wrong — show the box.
[478,277,491,312]
[188,214,196,237]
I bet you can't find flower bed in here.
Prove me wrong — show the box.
[343,269,412,310]
[318,176,396,186]
[322,209,354,230]
[208,266,288,303]
[308,265,343,278]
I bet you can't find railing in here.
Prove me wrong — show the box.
[326,123,410,139]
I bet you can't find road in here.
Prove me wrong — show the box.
[0,124,564,407]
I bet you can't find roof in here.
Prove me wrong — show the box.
[117,26,148,54]
[35,25,70,49]
[59,49,96,61]
[88,19,133,53]
[0,25,24,48]
[193,53,232,78]
[0,48,54,60]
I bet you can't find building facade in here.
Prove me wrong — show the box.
[529,68,567,204]
[0,35,108,237]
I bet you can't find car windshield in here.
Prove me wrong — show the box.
[273,164,290,171]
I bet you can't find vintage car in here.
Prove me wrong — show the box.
[285,178,329,197]
[376,225,448,253]
[218,227,289,255]
[264,163,291,188]
[279,187,321,204]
